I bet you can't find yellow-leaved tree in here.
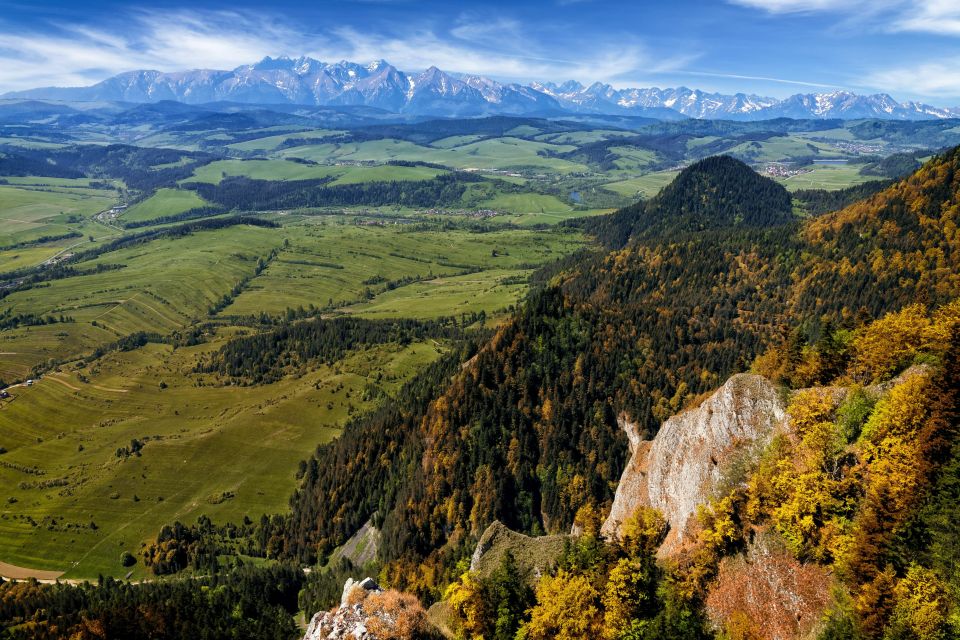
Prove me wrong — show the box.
[887,565,952,640]
[520,570,604,640]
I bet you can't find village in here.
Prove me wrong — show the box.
[763,162,813,179]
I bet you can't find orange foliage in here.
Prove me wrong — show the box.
[363,589,432,640]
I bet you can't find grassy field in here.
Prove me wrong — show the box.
[777,163,877,190]
[1,177,112,188]
[222,221,584,317]
[0,137,66,149]
[187,159,344,184]
[0,235,110,273]
[329,164,446,185]
[792,128,860,142]
[1,224,280,378]
[603,170,680,199]
[534,130,635,145]
[607,146,660,172]
[0,213,585,578]
[429,135,486,149]
[185,158,447,185]
[0,337,443,578]
[1,216,585,381]
[725,135,844,163]
[122,188,208,223]
[228,129,339,152]
[0,183,117,247]
[477,192,573,214]
[345,268,531,319]
[279,137,589,173]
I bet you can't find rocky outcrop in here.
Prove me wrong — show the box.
[602,373,787,554]
[470,521,567,583]
[327,518,381,569]
[303,577,436,640]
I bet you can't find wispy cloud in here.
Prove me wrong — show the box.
[0,10,296,90]
[726,0,852,13]
[894,0,960,36]
[0,8,694,92]
[728,0,960,35]
[669,70,843,90]
[865,58,960,98]
[727,0,960,101]
[325,20,694,84]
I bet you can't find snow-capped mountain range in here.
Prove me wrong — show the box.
[5,56,957,121]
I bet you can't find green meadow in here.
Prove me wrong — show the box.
[0,212,584,577]
[228,130,340,152]
[279,137,588,172]
[1,224,280,378]
[0,338,443,578]
[603,170,680,199]
[344,268,530,320]
[122,188,209,223]
[0,183,117,247]
[221,221,584,317]
[776,163,877,190]
[184,158,448,186]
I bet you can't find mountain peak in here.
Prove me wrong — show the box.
[3,56,958,120]
[250,55,295,71]
[636,156,793,237]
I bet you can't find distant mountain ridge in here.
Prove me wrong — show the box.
[5,55,958,120]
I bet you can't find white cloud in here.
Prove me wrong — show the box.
[729,0,960,101]
[449,15,524,43]
[729,0,960,35]
[865,58,960,98]
[0,10,297,91]
[729,0,916,15]
[0,8,694,93]
[324,23,693,83]
[726,0,849,13]
[894,0,960,36]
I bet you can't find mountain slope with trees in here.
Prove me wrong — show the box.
[280,149,960,615]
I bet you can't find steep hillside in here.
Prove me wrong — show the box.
[792,146,960,321]
[280,149,960,605]
[439,302,959,640]
[584,155,794,246]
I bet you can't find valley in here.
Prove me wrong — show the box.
[1,87,959,640]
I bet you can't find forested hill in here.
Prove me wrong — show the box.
[579,155,794,248]
[281,148,960,600]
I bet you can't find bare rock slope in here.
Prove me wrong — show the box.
[602,373,786,554]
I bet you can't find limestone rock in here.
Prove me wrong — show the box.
[304,576,386,640]
[602,373,787,554]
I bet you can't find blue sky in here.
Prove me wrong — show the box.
[0,0,958,104]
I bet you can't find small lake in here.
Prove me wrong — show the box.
[812,159,849,165]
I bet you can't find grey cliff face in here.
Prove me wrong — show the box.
[602,373,787,554]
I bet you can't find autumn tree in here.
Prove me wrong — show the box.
[521,570,604,640]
